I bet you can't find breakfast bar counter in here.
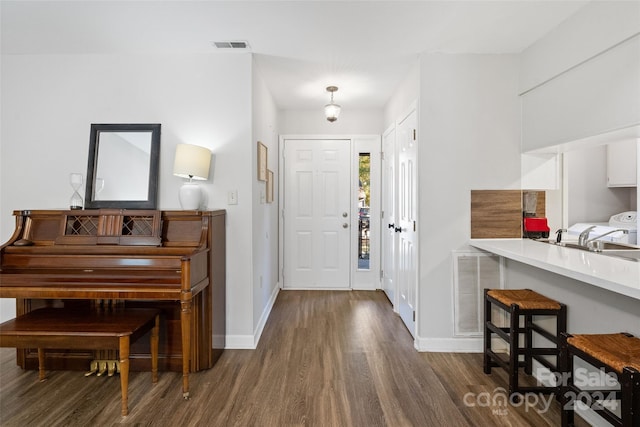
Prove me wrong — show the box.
[470,239,640,300]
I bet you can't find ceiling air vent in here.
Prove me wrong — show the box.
[212,41,250,50]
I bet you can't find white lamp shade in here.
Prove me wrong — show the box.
[173,143,211,180]
[324,103,341,122]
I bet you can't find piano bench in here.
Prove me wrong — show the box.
[0,307,160,416]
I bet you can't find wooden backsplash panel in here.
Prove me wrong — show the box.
[470,190,546,238]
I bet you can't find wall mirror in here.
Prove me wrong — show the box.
[85,123,161,209]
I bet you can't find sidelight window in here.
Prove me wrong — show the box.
[358,153,371,269]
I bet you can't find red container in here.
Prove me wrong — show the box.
[523,217,550,238]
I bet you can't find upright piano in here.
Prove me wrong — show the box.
[0,209,226,397]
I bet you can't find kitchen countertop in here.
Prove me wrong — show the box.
[469,238,640,300]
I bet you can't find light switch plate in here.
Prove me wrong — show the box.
[228,190,238,205]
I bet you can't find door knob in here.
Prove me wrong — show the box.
[395,226,402,233]
[342,212,348,218]
[388,223,395,229]
[342,223,349,229]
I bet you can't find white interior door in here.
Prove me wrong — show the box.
[397,110,417,336]
[382,128,397,306]
[283,139,351,288]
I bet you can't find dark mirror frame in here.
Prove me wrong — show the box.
[85,123,161,209]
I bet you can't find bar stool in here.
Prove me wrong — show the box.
[484,288,567,399]
[560,332,640,427]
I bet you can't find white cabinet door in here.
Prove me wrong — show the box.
[397,109,418,337]
[381,128,397,306]
[607,139,638,187]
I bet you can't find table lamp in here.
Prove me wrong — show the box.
[173,143,211,210]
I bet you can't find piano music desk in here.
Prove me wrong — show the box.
[0,307,160,416]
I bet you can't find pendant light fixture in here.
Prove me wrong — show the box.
[324,86,341,122]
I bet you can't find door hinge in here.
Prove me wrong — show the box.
[413,129,417,140]
[413,311,416,322]
[380,269,384,279]
[381,210,384,219]
[413,221,416,232]
[381,151,385,160]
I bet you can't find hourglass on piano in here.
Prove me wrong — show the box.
[69,173,84,210]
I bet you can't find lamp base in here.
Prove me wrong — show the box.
[178,182,202,210]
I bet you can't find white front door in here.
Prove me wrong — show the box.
[397,109,418,336]
[283,139,351,289]
[382,127,397,306]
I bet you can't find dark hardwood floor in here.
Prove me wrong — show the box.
[0,290,585,426]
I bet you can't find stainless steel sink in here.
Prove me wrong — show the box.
[588,241,640,251]
[535,239,640,261]
[536,240,590,251]
[599,250,640,261]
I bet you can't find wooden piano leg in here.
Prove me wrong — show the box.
[119,336,130,416]
[151,314,159,384]
[180,297,192,399]
[37,348,46,382]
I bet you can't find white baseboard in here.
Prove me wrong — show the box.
[416,336,484,352]
[252,284,280,347]
[351,284,378,291]
[225,334,256,349]
[223,284,280,350]
[281,286,351,290]
[415,336,507,353]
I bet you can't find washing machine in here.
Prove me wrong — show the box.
[567,212,637,245]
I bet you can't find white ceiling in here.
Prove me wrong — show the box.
[1,1,588,110]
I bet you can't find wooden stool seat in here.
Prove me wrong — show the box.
[567,333,640,373]
[0,307,160,416]
[487,289,562,310]
[560,332,640,427]
[484,288,567,399]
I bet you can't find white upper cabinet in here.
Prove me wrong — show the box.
[521,34,640,152]
[607,139,638,187]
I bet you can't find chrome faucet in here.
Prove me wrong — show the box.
[555,228,568,244]
[578,225,596,246]
[584,229,629,248]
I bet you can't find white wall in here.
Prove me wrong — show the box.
[519,1,640,93]
[384,61,420,128]
[0,53,256,344]
[565,145,633,225]
[416,53,521,349]
[279,109,384,135]
[250,61,280,347]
